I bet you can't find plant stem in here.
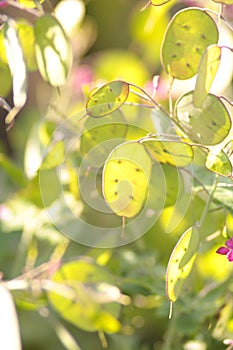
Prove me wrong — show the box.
[168,76,174,118]
[129,82,168,116]
[161,312,177,350]
[48,313,82,350]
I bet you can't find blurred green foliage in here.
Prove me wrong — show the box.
[0,1,233,350]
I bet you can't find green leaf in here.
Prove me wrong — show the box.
[194,45,221,107]
[166,226,200,302]
[103,141,152,218]
[175,92,231,145]
[40,141,65,170]
[86,80,129,118]
[0,153,27,186]
[17,21,38,71]
[206,149,232,177]
[4,19,28,123]
[80,110,127,167]
[47,259,121,333]
[143,138,193,167]
[161,8,219,79]
[34,15,73,86]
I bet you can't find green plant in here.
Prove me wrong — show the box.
[0,1,233,349]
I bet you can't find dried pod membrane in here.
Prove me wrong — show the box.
[161,8,219,79]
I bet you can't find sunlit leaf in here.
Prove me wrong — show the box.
[175,92,231,145]
[103,141,152,218]
[86,80,129,117]
[17,21,37,71]
[4,19,27,123]
[161,8,219,79]
[34,15,73,86]
[206,149,232,177]
[47,259,121,333]
[54,0,85,36]
[166,226,200,302]
[194,45,221,107]
[80,110,127,167]
[143,138,193,167]
[40,141,65,170]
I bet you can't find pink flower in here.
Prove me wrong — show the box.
[216,237,233,262]
[0,1,8,8]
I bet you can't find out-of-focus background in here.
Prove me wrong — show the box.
[0,1,233,349]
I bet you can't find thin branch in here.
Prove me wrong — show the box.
[128,82,169,116]
[219,95,233,107]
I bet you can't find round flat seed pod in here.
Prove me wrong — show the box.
[80,110,127,167]
[161,8,219,79]
[3,19,27,123]
[144,139,193,167]
[166,226,200,302]
[175,92,231,146]
[17,21,37,71]
[34,15,72,86]
[86,80,129,118]
[206,149,232,177]
[102,141,152,218]
[193,45,221,108]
